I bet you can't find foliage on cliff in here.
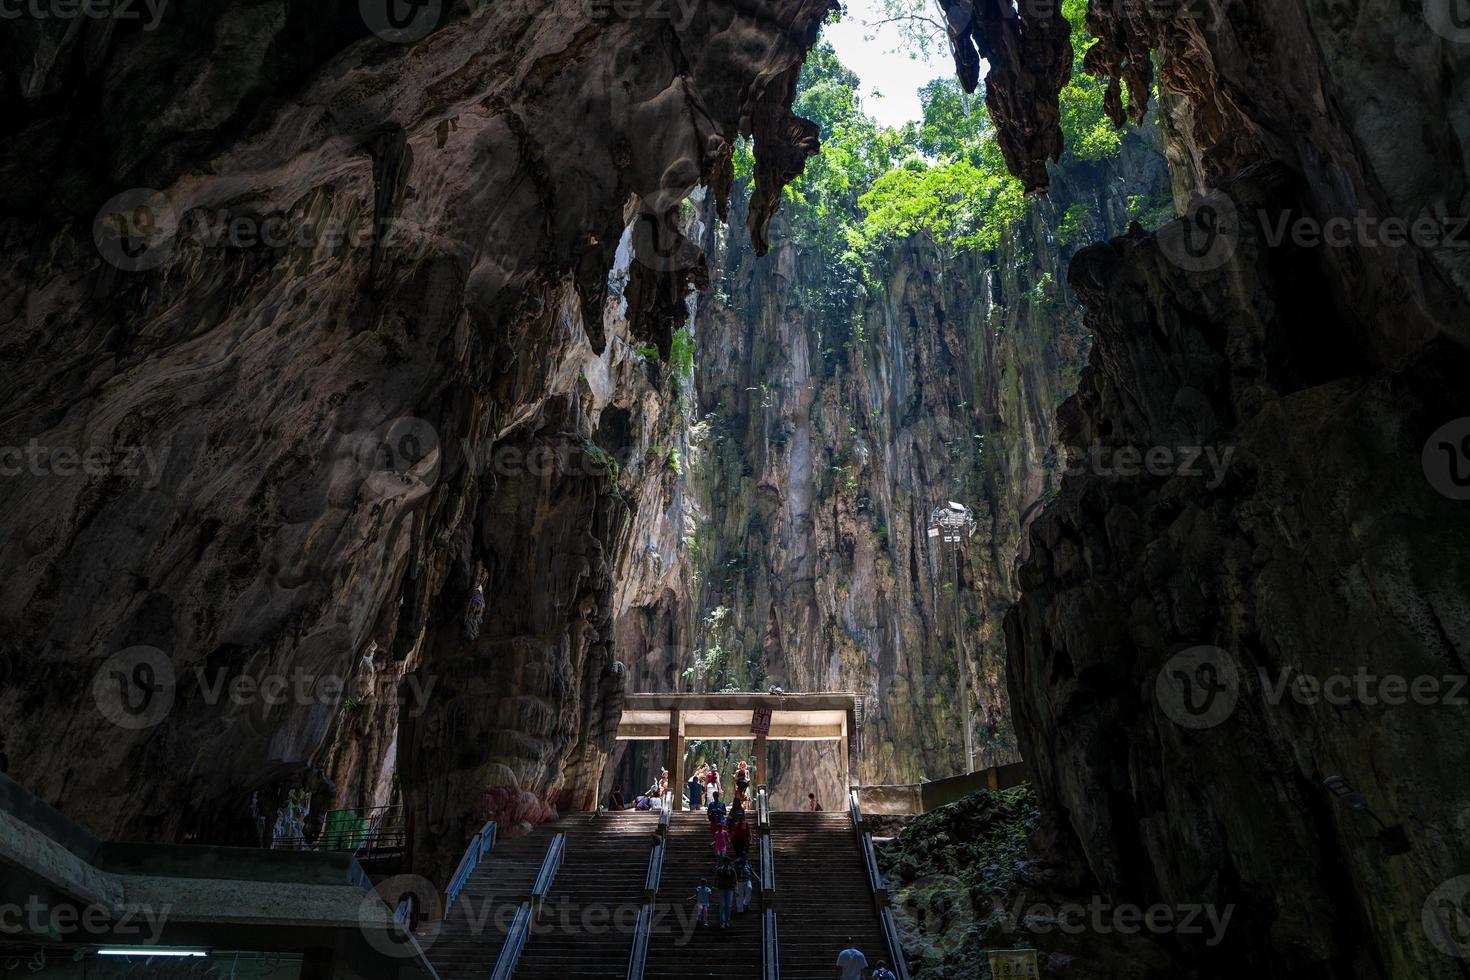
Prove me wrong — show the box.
[780,0,1122,265]
[876,786,1040,979]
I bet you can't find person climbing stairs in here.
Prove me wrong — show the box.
[771,811,892,979]
[645,812,764,978]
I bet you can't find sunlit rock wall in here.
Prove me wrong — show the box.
[611,131,1169,810]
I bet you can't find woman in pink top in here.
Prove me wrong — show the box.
[705,768,720,796]
[711,824,730,859]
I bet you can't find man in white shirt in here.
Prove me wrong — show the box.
[835,939,867,980]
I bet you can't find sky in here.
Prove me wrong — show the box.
[820,0,951,128]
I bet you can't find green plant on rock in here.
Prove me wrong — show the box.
[877,786,1040,979]
[1056,203,1090,246]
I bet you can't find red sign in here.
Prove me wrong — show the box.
[750,706,772,736]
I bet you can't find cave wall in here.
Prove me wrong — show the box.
[0,0,835,880]
[609,131,1170,810]
[997,0,1470,975]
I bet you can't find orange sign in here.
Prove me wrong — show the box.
[750,706,772,736]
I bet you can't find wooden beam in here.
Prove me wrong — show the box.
[667,708,684,811]
[621,692,859,712]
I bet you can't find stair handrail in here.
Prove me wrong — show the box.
[878,907,912,980]
[530,832,565,912]
[626,903,654,980]
[756,785,771,832]
[762,907,780,980]
[629,827,666,980]
[658,789,673,835]
[644,836,666,896]
[759,823,778,980]
[445,818,497,911]
[488,901,532,980]
[758,832,776,897]
[849,793,910,980]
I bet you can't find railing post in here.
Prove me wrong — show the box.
[530,832,565,915]
[759,785,778,980]
[445,818,497,912]
[628,822,666,980]
[849,792,909,980]
[488,902,532,980]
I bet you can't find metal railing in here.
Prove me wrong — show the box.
[490,831,564,980]
[626,904,654,980]
[762,908,780,980]
[272,804,406,856]
[531,832,566,912]
[849,791,910,980]
[658,790,673,835]
[627,827,667,980]
[489,902,532,980]
[644,837,666,896]
[759,785,778,980]
[445,819,497,911]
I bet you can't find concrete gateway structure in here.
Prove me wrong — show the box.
[614,693,861,806]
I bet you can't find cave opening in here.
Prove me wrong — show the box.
[3,0,1469,977]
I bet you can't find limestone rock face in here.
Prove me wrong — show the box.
[0,0,833,877]
[609,134,1170,810]
[1001,1,1470,974]
[940,0,1073,193]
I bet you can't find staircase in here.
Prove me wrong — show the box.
[645,813,764,978]
[428,824,556,980]
[771,812,891,979]
[514,810,661,979]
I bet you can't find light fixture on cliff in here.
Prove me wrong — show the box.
[1323,776,1411,855]
[929,501,977,774]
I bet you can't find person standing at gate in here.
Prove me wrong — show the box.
[687,770,704,809]
[705,766,721,800]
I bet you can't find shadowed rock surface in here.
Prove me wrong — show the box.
[997,2,1470,975]
[0,0,835,881]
